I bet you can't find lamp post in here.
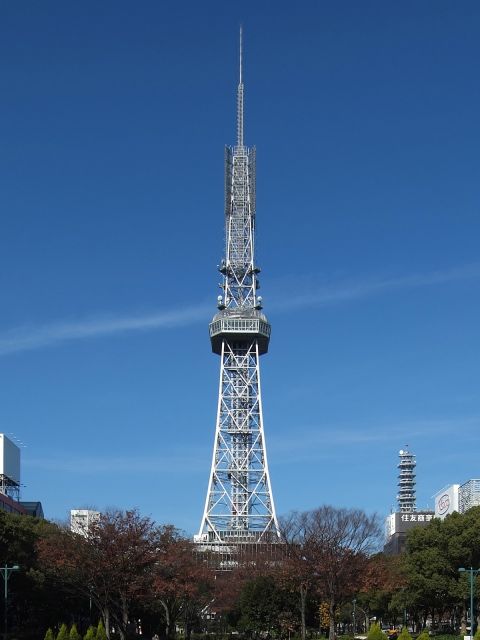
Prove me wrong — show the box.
[459,567,480,637]
[353,600,368,633]
[0,564,20,640]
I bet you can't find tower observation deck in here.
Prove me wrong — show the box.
[195,29,280,556]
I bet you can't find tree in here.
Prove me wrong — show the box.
[38,509,160,640]
[359,553,406,628]
[152,526,213,639]
[70,624,82,640]
[96,620,107,640]
[403,507,480,631]
[279,511,317,640]
[397,627,412,640]
[367,622,387,640]
[281,506,381,640]
[57,623,69,640]
[44,629,54,640]
[238,575,289,636]
[84,626,96,640]
[0,510,73,635]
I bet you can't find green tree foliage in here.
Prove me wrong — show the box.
[473,627,480,640]
[70,623,82,640]
[0,510,70,635]
[238,575,285,635]
[96,620,107,640]
[359,553,407,628]
[57,623,69,640]
[44,628,54,640]
[397,628,412,640]
[84,626,97,640]
[404,506,480,628]
[367,622,387,640]
[416,630,429,640]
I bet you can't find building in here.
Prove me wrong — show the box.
[70,509,100,536]
[459,479,480,513]
[0,434,44,518]
[384,448,434,555]
[434,484,460,519]
[19,501,44,518]
[433,480,480,519]
[0,433,20,502]
[396,448,416,512]
[384,510,435,554]
[0,492,27,516]
[194,30,279,562]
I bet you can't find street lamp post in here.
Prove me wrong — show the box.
[0,564,20,640]
[459,567,480,637]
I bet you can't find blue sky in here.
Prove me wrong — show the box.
[1,1,479,533]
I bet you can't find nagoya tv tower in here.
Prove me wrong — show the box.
[195,29,280,554]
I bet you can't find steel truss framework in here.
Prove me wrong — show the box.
[196,29,279,549]
[0,474,20,502]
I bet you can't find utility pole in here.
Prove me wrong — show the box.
[459,567,480,637]
[0,564,20,640]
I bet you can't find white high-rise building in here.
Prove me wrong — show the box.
[459,479,480,513]
[70,509,100,536]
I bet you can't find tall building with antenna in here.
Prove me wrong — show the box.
[384,447,433,555]
[194,29,280,557]
[397,447,416,513]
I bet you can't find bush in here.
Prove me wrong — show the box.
[70,625,82,640]
[474,629,480,640]
[44,629,54,640]
[96,620,107,640]
[416,631,429,640]
[398,629,412,640]
[57,625,69,640]
[367,624,388,640]
[84,626,97,640]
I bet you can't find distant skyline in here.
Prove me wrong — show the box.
[1,1,479,532]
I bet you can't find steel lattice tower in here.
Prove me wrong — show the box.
[195,29,280,550]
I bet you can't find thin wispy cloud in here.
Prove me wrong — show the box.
[269,416,480,465]
[1,263,479,357]
[0,304,210,356]
[270,263,480,311]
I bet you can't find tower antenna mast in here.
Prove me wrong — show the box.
[237,25,244,147]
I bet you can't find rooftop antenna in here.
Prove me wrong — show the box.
[237,25,244,147]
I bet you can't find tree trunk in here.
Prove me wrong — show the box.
[329,597,336,640]
[299,583,307,640]
[160,599,173,639]
[460,605,467,635]
[102,607,111,640]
